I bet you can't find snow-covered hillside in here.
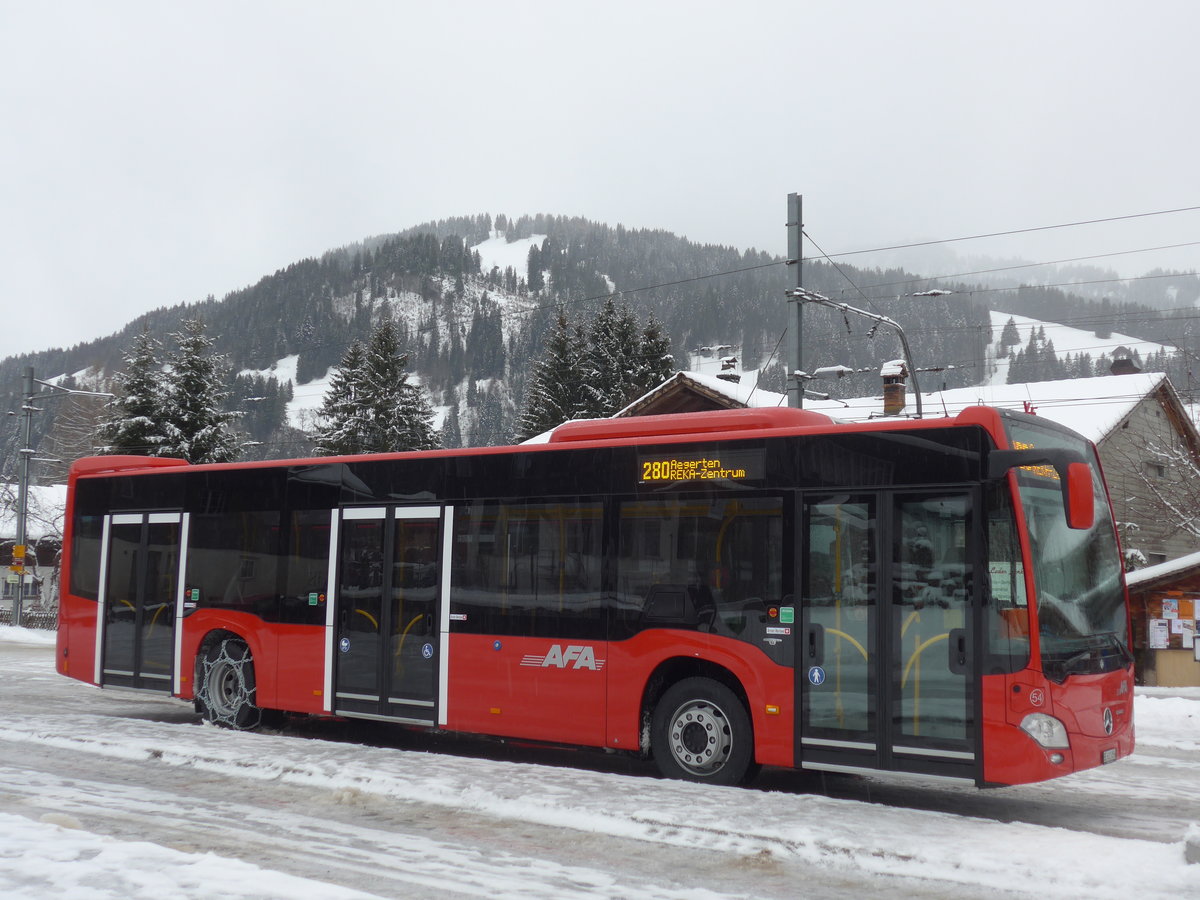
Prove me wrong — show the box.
[233,302,1189,449]
[986,311,1173,385]
[237,232,553,437]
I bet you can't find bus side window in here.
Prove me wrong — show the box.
[615,497,788,664]
[450,500,604,640]
[69,514,105,601]
[280,510,333,625]
[185,511,282,620]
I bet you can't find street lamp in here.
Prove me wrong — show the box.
[10,366,112,627]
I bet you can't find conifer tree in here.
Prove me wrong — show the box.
[158,319,242,464]
[362,319,439,451]
[516,306,587,441]
[313,320,439,455]
[470,385,505,446]
[999,317,1021,352]
[467,300,505,380]
[581,298,640,418]
[98,329,168,456]
[634,314,675,399]
[517,301,675,440]
[581,298,674,418]
[527,244,545,293]
[312,340,368,455]
[441,399,463,449]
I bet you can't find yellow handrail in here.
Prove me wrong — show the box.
[901,632,949,690]
[901,631,950,737]
[393,612,426,676]
[825,627,869,662]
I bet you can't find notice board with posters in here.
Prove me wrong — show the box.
[1136,593,1200,650]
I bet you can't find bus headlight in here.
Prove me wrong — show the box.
[1020,713,1070,749]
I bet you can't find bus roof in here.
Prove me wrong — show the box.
[68,405,1013,481]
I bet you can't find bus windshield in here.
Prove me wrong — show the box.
[1005,418,1131,683]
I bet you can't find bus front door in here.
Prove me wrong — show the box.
[799,492,978,781]
[98,512,184,692]
[331,506,444,725]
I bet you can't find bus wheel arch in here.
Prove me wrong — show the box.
[643,660,758,785]
[194,630,268,730]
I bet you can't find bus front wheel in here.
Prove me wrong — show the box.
[196,638,265,730]
[651,677,756,785]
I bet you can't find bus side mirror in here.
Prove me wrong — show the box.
[988,448,1095,531]
[1065,462,1094,531]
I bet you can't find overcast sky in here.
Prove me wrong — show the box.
[2,0,1198,364]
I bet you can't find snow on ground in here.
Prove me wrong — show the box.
[2,629,1199,897]
[472,232,547,280]
[1136,689,1200,752]
[0,811,372,900]
[0,624,56,645]
[11,718,1195,899]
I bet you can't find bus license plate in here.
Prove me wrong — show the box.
[1102,748,1117,764]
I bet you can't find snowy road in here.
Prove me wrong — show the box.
[2,629,1199,898]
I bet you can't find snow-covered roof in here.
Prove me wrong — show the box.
[1126,549,1200,589]
[0,484,67,541]
[620,371,1176,446]
[834,372,1172,445]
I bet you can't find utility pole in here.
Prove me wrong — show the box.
[12,367,35,627]
[786,193,803,408]
[10,367,113,627]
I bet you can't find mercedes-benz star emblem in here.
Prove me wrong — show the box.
[1103,708,1114,735]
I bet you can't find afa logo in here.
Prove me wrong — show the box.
[520,644,606,671]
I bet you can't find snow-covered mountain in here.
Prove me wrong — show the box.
[7,212,1199,471]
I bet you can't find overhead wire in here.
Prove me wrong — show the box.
[845,241,1200,295]
[800,204,1200,261]
[858,268,1200,301]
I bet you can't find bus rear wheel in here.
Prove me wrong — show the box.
[196,638,265,730]
[651,677,756,785]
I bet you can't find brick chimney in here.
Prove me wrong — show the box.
[881,359,908,416]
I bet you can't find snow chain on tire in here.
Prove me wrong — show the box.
[196,638,263,730]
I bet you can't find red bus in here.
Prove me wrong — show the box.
[56,406,1133,786]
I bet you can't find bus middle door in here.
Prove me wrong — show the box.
[331,505,444,725]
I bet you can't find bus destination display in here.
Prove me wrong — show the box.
[638,449,764,485]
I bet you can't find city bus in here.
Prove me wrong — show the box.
[56,405,1133,787]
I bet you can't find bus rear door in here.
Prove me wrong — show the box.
[97,512,185,693]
